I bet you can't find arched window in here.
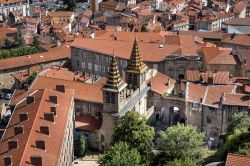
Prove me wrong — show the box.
[111,93,115,104]
[101,134,105,142]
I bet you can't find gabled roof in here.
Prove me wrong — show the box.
[202,47,236,65]
[0,45,70,71]
[226,153,250,166]
[0,89,74,166]
[31,76,104,104]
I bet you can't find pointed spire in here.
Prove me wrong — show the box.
[104,52,124,89]
[126,35,148,73]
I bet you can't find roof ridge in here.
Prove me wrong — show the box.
[19,90,46,164]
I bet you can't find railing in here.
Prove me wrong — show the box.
[145,105,155,119]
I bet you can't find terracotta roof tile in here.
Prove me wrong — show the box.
[226,153,250,166]
[202,47,236,65]
[223,93,250,106]
[0,45,70,71]
[148,71,175,95]
[31,76,104,103]
[0,89,74,165]
[75,115,102,132]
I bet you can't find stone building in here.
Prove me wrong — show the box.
[71,31,201,83]
[0,87,75,166]
[0,0,30,22]
[0,45,70,89]
[185,70,250,146]
[99,38,151,150]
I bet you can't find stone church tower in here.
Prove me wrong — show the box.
[99,37,149,151]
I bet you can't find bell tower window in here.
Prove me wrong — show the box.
[111,93,115,104]
[106,93,111,103]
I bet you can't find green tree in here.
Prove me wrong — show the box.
[3,37,13,49]
[141,24,148,32]
[157,123,205,164]
[32,36,40,48]
[14,27,25,47]
[63,0,76,11]
[112,111,154,165]
[98,142,141,166]
[75,133,87,157]
[230,112,250,131]
[225,112,250,155]
[166,159,196,166]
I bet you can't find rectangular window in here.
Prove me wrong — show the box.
[228,106,232,112]
[106,57,109,63]
[94,64,98,71]
[88,63,92,70]
[111,93,115,104]
[192,103,198,108]
[238,106,243,111]
[102,66,105,73]
[98,66,102,72]
[207,117,211,124]
[96,54,99,60]
[209,107,215,111]
[82,62,86,69]
[106,93,110,103]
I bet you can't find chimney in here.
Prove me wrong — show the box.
[56,85,65,93]
[24,84,29,91]
[200,98,203,103]
[19,113,28,122]
[4,156,12,166]
[51,107,57,116]
[8,140,18,150]
[35,140,46,150]
[30,156,42,166]
[207,76,213,84]
[27,96,35,104]
[14,126,23,136]
[44,112,54,122]
[40,126,49,135]
[49,96,57,104]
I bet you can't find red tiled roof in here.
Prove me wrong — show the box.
[49,11,74,17]
[226,153,250,166]
[186,82,236,107]
[186,70,233,84]
[0,89,74,166]
[31,76,104,103]
[223,93,250,106]
[0,0,25,4]
[0,45,70,71]
[75,115,102,132]
[202,47,236,65]
[71,38,199,62]
[40,66,89,82]
[148,71,175,95]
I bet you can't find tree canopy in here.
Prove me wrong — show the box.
[157,123,205,164]
[14,27,25,47]
[112,111,155,165]
[63,0,76,11]
[75,133,87,157]
[98,142,141,166]
[225,112,250,155]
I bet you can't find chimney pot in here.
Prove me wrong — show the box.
[14,126,23,136]
[35,140,46,150]
[8,140,18,150]
[27,96,35,104]
[49,96,57,104]
[4,156,12,166]
[40,126,49,135]
[56,85,65,93]
[19,113,28,122]
[30,156,42,166]
[44,112,54,122]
